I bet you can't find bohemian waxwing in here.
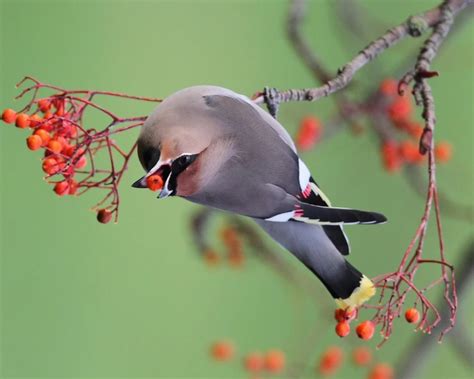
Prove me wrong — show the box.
[132,86,387,309]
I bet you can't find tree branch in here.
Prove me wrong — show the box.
[287,0,332,83]
[396,239,474,379]
[256,0,470,117]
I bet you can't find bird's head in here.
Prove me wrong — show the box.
[132,86,228,198]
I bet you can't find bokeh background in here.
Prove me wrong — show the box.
[1,0,473,378]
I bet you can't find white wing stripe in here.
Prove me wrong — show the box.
[298,159,311,192]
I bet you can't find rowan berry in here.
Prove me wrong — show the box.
[244,352,264,373]
[38,99,51,113]
[15,113,30,128]
[404,308,420,324]
[352,346,372,366]
[335,322,351,337]
[356,321,375,340]
[211,340,234,361]
[26,135,43,151]
[53,181,69,196]
[97,209,113,224]
[146,174,164,191]
[2,108,17,124]
[264,350,285,373]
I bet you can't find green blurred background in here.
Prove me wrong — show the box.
[1,0,472,378]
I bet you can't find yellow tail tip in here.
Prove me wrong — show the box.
[335,275,376,310]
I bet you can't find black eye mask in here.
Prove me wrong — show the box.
[167,154,198,195]
[142,147,161,172]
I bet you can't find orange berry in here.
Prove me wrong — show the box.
[356,320,375,340]
[97,209,113,224]
[43,111,53,120]
[29,114,43,128]
[296,116,322,151]
[34,129,51,145]
[146,174,164,191]
[38,99,51,113]
[55,108,65,117]
[2,108,17,124]
[63,145,76,157]
[334,309,345,322]
[264,350,285,373]
[318,346,343,375]
[221,226,239,244]
[335,308,356,322]
[379,79,398,96]
[55,136,69,148]
[399,140,423,164]
[335,321,351,337]
[15,113,30,128]
[344,308,357,322]
[53,181,69,196]
[406,122,423,138]
[404,308,420,324]
[211,340,234,361]
[75,155,87,169]
[203,249,219,266]
[69,125,78,138]
[228,252,244,267]
[352,346,372,366]
[381,141,402,173]
[368,363,394,379]
[26,135,43,151]
[47,139,63,154]
[42,157,60,175]
[244,352,264,373]
[68,179,78,195]
[435,141,452,163]
[388,96,412,122]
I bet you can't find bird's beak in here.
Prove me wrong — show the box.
[132,176,147,188]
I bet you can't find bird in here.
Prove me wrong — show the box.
[132,86,387,310]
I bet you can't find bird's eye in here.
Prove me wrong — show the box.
[177,155,191,166]
[175,154,196,169]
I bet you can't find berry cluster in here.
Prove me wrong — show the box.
[317,345,393,379]
[378,79,452,173]
[210,340,285,376]
[333,305,420,341]
[2,77,161,223]
[3,101,85,198]
[333,308,374,340]
[196,224,246,268]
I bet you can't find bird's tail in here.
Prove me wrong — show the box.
[254,219,375,309]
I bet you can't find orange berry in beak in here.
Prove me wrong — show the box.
[146,174,164,191]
